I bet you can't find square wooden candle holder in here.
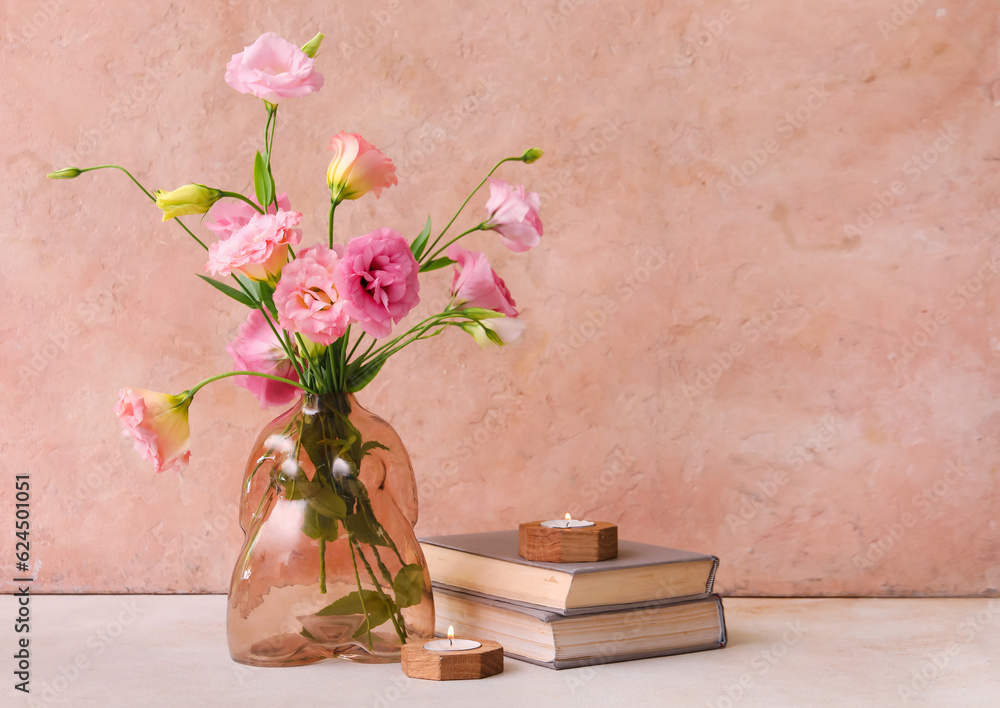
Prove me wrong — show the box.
[401,639,504,680]
[518,520,618,562]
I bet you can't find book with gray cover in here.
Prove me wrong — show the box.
[432,585,727,669]
[420,530,719,611]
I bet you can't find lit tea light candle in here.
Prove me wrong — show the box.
[402,625,504,680]
[519,515,618,562]
[424,625,482,652]
[540,512,595,529]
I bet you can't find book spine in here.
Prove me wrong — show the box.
[715,593,727,647]
[705,556,720,594]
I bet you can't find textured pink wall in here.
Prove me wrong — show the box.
[1,1,998,596]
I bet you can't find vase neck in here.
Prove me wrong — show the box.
[302,391,357,415]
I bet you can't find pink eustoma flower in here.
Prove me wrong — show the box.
[334,228,420,338]
[205,193,291,241]
[225,32,324,104]
[114,388,193,473]
[447,245,518,317]
[483,177,543,253]
[226,310,301,408]
[274,245,351,346]
[326,132,398,203]
[205,209,302,283]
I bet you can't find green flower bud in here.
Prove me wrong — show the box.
[47,167,82,179]
[460,316,525,348]
[301,32,325,58]
[461,308,503,321]
[154,183,223,221]
[521,148,544,164]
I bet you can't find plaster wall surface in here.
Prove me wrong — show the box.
[1,0,998,596]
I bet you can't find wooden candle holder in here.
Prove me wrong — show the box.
[518,520,618,562]
[401,639,504,680]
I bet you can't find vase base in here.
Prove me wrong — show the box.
[230,634,404,667]
[231,654,401,668]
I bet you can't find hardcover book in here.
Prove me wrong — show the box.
[420,530,719,610]
[432,585,727,669]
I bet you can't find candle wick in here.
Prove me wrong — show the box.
[449,637,453,647]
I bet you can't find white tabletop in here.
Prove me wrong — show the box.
[2,595,997,707]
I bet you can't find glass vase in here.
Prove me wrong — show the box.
[227,392,434,666]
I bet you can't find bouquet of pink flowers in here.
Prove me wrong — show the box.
[50,31,542,660]
[50,31,542,475]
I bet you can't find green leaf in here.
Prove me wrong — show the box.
[346,359,386,393]
[419,257,455,273]
[301,505,340,542]
[307,488,349,520]
[359,440,389,459]
[344,508,391,547]
[483,325,504,346]
[462,307,504,320]
[392,564,425,608]
[315,589,393,639]
[235,274,260,300]
[410,215,432,260]
[259,281,278,319]
[276,472,305,499]
[253,151,274,207]
[196,275,257,308]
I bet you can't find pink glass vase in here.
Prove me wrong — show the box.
[227,393,434,666]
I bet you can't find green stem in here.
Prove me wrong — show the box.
[279,329,307,383]
[328,338,341,392]
[421,155,520,263]
[318,538,327,594]
[184,370,313,398]
[346,528,375,649]
[354,311,469,370]
[219,191,265,213]
[292,401,308,466]
[338,334,350,392]
[370,546,408,631]
[328,200,337,249]
[76,164,156,200]
[424,224,486,264]
[264,108,275,163]
[265,106,279,211]
[246,478,276,537]
[352,312,448,368]
[357,338,377,363]
[361,323,450,371]
[352,540,406,643]
[346,329,365,363]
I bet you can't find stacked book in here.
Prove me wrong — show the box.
[420,530,726,669]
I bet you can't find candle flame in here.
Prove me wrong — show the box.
[565,513,572,521]
[447,625,455,640]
